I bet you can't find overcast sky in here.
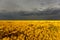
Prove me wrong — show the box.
[0,0,60,11]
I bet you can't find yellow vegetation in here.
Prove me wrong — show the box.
[0,20,60,40]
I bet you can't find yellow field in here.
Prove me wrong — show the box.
[0,20,60,40]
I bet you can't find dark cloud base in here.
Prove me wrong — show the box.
[0,8,60,20]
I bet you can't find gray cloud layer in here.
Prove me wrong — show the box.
[0,0,60,11]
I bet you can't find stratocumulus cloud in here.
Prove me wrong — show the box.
[0,0,60,11]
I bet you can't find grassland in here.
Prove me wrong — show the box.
[0,20,60,40]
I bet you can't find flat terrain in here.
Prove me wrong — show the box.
[0,20,60,40]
